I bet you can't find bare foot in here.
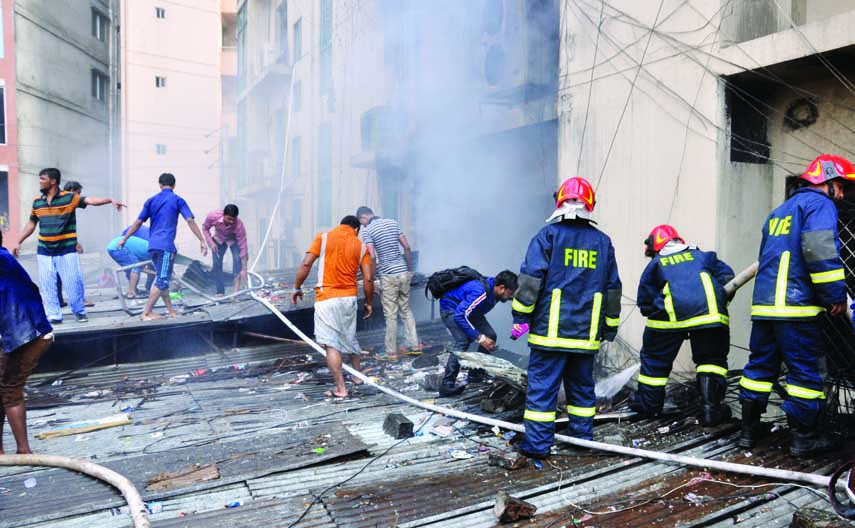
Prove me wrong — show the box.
[166,309,179,318]
[16,449,33,455]
[140,312,163,321]
[324,389,348,399]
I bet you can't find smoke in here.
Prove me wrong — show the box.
[372,0,560,354]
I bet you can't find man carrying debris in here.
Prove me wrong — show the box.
[510,177,621,459]
[356,206,419,360]
[437,270,518,397]
[291,216,374,400]
[118,173,208,321]
[633,224,735,426]
[202,204,249,296]
[10,168,124,324]
[739,154,854,458]
[0,230,54,455]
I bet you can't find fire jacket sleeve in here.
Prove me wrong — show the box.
[802,201,847,305]
[512,229,551,325]
[636,261,658,318]
[454,285,489,341]
[602,242,622,342]
[709,252,735,286]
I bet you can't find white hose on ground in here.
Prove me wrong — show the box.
[250,291,834,490]
[0,454,150,528]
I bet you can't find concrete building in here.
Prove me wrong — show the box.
[235,0,560,278]
[0,0,17,235]
[10,0,120,252]
[560,0,855,368]
[120,0,227,260]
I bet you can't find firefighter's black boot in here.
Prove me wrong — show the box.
[788,414,841,458]
[738,399,768,449]
[697,375,732,427]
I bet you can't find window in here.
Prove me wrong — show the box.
[290,136,301,182]
[291,198,302,227]
[91,9,108,42]
[293,80,302,112]
[155,144,167,155]
[155,76,167,88]
[91,70,108,102]
[237,4,247,92]
[319,1,332,95]
[0,171,8,233]
[317,124,332,226]
[276,3,288,59]
[0,87,6,145]
[155,7,166,19]
[293,19,302,62]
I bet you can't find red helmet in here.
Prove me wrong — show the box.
[800,154,855,185]
[554,177,595,211]
[644,224,684,256]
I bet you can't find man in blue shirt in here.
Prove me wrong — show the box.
[107,225,154,299]
[438,270,518,396]
[0,230,54,455]
[118,173,207,320]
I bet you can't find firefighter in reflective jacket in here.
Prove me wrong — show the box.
[510,177,621,459]
[739,154,855,458]
[633,224,735,426]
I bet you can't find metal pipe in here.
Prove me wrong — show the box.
[0,454,150,528]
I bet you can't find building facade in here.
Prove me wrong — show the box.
[0,0,17,235]
[11,0,120,252]
[560,0,855,366]
[120,0,226,259]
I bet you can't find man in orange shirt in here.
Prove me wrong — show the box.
[292,216,375,399]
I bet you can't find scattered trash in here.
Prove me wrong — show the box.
[35,413,132,440]
[532,460,543,470]
[23,478,37,489]
[313,447,326,455]
[74,434,91,442]
[632,438,645,448]
[0,487,10,495]
[431,425,453,437]
[657,426,670,434]
[488,452,527,470]
[81,390,111,399]
[190,368,208,377]
[121,406,133,413]
[151,431,164,438]
[383,413,414,439]
[51,379,63,387]
[146,502,164,514]
[168,375,190,384]
[448,448,474,460]
[225,500,243,508]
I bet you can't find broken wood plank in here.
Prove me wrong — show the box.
[494,490,537,522]
[35,413,132,440]
[146,463,220,492]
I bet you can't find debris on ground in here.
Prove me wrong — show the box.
[383,412,415,439]
[34,413,132,440]
[487,452,528,470]
[146,463,220,492]
[494,490,537,522]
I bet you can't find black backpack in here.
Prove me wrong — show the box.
[425,266,488,300]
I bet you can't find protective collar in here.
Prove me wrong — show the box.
[546,202,594,224]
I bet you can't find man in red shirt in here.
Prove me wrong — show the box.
[202,204,249,295]
[292,216,375,399]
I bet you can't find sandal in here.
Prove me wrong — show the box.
[324,390,349,400]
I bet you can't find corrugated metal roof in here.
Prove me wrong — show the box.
[2,319,852,527]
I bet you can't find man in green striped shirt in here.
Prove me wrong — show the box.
[10,168,124,323]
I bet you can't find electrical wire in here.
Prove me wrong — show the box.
[594,0,667,191]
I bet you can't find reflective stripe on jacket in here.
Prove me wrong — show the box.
[751,188,846,320]
[637,246,734,331]
[512,219,621,354]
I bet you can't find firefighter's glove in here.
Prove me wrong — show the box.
[510,323,530,341]
[601,328,618,342]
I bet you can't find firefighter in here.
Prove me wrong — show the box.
[633,224,735,426]
[739,154,854,458]
[510,177,621,459]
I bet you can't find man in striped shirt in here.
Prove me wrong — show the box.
[10,168,124,323]
[356,207,419,360]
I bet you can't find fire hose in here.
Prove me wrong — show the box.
[250,263,855,518]
[0,454,150,528]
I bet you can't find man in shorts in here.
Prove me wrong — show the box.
[118,173,207,320]
[0,229,54,454]
[291,216,374,400]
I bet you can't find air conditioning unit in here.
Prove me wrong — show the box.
[478,0,559,104]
